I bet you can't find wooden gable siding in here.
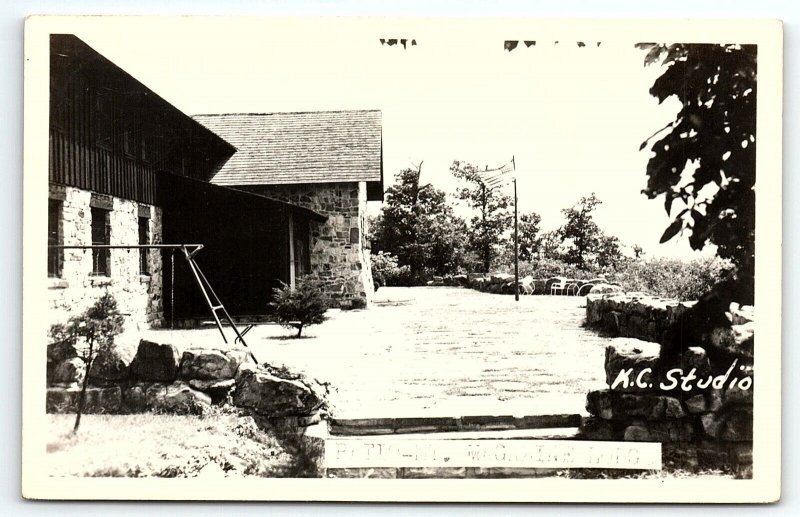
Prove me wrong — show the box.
[49,34,235,205]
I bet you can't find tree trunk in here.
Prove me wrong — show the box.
[72,339,94,434]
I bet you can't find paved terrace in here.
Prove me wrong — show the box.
[144,287,610,419]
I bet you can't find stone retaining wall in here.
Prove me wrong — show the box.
[580,291,755,475]
[47,337,327,420]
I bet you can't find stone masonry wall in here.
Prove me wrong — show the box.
[48,185,163,331]
[580,291,755,475]
[242,182,374,308]
[46,337,328,423]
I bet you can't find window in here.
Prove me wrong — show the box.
[91,207,111,276]
[138,216,150,275]
[47,200,63,277]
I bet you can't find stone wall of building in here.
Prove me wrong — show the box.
[47,185,163,332]
[243,182,374,308]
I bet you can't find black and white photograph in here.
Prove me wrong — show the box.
[21,15,782,502]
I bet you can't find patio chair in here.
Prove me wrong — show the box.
[565,282,580,296]
[577,283,595,296]
[550,277,568,295]
[518,275,535,295]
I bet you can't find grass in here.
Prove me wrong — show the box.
[46,409,323,478]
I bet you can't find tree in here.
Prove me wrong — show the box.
[371,164,467,280]
[536,229,564,261]
[517,212,542,262]
[638,43,756,303]
[595,235,622,269]
[450,161,514,273]
[48,293,125,433]
[557,193,624,271]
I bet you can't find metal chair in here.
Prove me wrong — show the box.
[550,277,568,295]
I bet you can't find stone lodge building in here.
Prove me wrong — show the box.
[193,111,384,308]
[47,34,383,331]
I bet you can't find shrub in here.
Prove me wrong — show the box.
[270,277,328,337]
[370,251,412,288]
[48,293,125,433]
[516,258,596,281]
[609,256,732,300]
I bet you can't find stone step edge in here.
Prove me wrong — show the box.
[329,414,582,436]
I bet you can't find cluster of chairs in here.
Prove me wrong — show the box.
[550,277,597,296]
[512,276,601,296]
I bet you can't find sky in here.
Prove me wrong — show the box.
[73,17,711,258]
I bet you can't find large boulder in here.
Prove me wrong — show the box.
[700,407,752,441]
[604,338,662,393]
[622,419,694,442]
[145,381,212,414]
[233,365,327,417]
[708,323,754,360]
[728,303,754,326]
[122,382,150,412]
[48,340,80,364]
[130,340,182,382]
[586,390,685,421]
[453,274,468,286]
[187,378,236,404]
[179,348,248,381]
[489,273,514,285]
[46,386,122,414]
[50,357,86,385]
[89,340,137,383]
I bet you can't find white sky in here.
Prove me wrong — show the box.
[74,18,711,258]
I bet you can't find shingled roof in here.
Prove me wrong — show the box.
[193,110,382,188]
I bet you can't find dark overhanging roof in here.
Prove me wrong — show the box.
[157,172,327,222]
[192,111,383,189]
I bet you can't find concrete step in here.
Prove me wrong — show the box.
[329,414,582,436]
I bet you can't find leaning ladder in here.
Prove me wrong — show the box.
[179,245,257,362]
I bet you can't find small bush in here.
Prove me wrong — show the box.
[270,276,328,337]
[48,293,125,433]
[370,251,412,288]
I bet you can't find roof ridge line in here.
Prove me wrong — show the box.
[192,109,382,117]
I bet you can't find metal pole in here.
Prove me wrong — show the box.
[514,177,519,302]
[50,244,205,250]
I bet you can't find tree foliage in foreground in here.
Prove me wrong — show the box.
[638,43,756,303]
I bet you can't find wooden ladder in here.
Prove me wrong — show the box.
[180,245,259,364]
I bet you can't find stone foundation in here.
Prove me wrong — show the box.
[47,185,163,331]
[240,182,374,308]
[579,291,754,476]
[46,337,327,420]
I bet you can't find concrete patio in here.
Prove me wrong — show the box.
[143,286,611,419]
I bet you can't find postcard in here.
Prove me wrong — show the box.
[22,15,782,502]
